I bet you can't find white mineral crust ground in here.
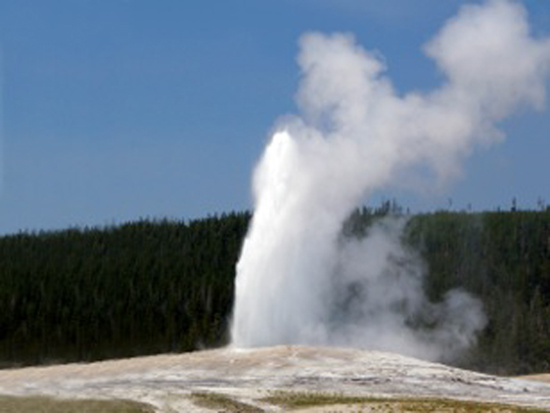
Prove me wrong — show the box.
[0,346,548,412]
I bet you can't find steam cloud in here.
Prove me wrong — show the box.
[231,0,550,360]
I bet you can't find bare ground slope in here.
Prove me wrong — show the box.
[519,375,550,384]
[0,346,548,412]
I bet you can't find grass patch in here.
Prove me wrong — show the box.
[261,391,550,412]
[0,395,154,413]
[190,392,262,413]
[262,391,384,409]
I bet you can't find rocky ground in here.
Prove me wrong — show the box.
[0,346,548,412]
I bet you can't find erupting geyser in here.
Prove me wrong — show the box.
[231,0,550,361]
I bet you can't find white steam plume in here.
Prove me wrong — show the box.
[231,0,550,360]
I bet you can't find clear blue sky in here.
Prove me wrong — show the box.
[0,0,549,234]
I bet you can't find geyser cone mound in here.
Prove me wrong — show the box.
[0,346,549,411]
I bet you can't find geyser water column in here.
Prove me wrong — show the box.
[231,0,550,359]
[231,129,371,346]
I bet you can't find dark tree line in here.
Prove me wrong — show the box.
[343,206,550,374]
[0,212,249,366]
[406,210,550,375]
[0,208,547,375]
